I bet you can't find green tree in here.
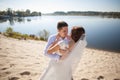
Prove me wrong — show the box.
[6,8,13,16]
[6,27,13,33]
[5,27,13,37]
[38,12,41,16]
[26,9,31,16]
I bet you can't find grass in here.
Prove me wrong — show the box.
[3,27,49,41]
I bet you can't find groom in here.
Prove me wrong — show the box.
[44,21,69,61]
[44,21,74,80]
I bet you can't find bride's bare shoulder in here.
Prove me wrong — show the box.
[69,40,75,49]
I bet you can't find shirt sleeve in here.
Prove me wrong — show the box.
[44,35,61,61]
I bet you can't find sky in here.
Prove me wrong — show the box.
[0,0,120,13]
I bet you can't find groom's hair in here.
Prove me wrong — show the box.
[57,21,68,30]
[71,26,85,42]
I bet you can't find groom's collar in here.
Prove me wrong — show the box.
[59,37,68,40]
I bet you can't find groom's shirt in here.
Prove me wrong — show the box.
[44,34,70,61]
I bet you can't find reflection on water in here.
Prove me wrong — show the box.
[0,17,31,25]
[0,16,120,52]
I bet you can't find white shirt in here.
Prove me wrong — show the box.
[44,34,70,61]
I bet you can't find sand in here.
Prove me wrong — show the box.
[0,34,120,80]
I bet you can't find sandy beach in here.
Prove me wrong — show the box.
[0,34,120,80]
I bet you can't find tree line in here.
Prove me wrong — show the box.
[51,11,120,18]
[0,8,41,18]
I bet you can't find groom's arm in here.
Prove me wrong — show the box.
[44,35,61,61]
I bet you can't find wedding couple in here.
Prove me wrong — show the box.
[40,21,87,80]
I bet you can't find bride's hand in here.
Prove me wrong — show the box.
[59,49,68,55]
[59,47,70,54]
[66,35,71,40]
[59,49,69,60]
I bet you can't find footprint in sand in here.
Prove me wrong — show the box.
[97,76,104,80]
[8,77,19,80]
[0,54,7,57]
[6,48,9,49]
[5,71,11,74]
[81,78,89,80]
[20,71,31,76]
[114,79,120,80]
[1,67,8,70]
[35,63,40,64]
[10,64,15,67]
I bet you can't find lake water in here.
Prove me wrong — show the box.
[0,16,120,52]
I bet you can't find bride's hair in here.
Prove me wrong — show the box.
[71,26,85,43]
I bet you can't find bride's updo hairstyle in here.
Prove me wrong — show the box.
[71,26,85,43]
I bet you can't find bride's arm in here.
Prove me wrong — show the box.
[60,40,75,60]
[69,39,75,51]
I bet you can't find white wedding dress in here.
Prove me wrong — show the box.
[40,35,87,80]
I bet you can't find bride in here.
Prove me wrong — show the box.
[40,26,87,80]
